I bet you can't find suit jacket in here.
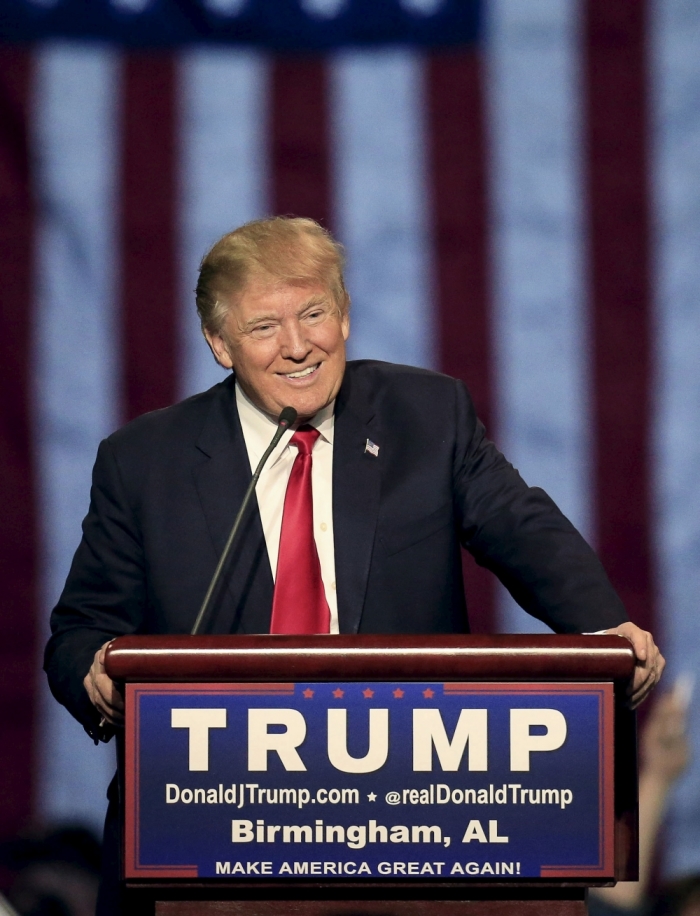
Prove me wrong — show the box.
[45,361,627,735]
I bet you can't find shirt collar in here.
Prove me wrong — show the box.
[235,382,335,467]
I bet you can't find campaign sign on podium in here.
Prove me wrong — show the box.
[124,680,614,881]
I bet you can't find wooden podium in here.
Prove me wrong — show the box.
[105,634,637,916]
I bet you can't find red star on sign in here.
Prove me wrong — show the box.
[393,688,405,698]
[363,687,375,698]
[422,688,435,698]
[332,688,345,699]
[302,688,314,699]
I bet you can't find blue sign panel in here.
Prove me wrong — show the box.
[125,682,614,880]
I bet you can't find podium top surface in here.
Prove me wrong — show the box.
[105,634,635,682]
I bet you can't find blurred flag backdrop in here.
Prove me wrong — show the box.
[1,0,699,877]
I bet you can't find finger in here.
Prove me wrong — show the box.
[628,627,651,663]
[638,648,665,696]
[93,688,124,724]
[104,708,124,725]
[643,633,659,662]
[629,682,653,709]
[653,646,665,676]
[98,676,124,709]
[628,665,661,708]
[91,669,123,708]
[630,685,656,709]
[627,657,654,693]
[109,693,125,714]
[96,704,123,726]
[94,675,124,713]
[88,687,113,720]
[84,651,124,724]
[85,668,102,702]
[628,669,651,700]
[96,640,112,672]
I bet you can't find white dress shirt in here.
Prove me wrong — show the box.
[236,383,339,633]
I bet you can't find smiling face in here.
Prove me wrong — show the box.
[205,279,350,422]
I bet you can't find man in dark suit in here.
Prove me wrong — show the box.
[46,215,664,916]
[46,216,663,743]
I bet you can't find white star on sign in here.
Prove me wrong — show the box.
[367,792,377,802]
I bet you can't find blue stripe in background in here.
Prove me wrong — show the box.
[32,42,120,831]
[650,0,700,879]
[333,49,436,370]
[178,47,267,400]
[485,1,591,634]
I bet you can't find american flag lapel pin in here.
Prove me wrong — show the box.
[364,439,380,457]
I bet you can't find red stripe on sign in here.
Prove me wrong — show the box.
[270,56,332,228]
[0,46,37,837]
[427,49,495,634]
[583,2,655,634]
[120,52,178,423]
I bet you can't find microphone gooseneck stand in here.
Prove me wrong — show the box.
[190,405,297,636]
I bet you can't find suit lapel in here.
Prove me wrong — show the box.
[333,370,381,634]
[192,378,273,634]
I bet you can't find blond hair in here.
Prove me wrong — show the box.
[196,217,349,334]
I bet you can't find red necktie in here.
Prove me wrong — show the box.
[269,425,331,634]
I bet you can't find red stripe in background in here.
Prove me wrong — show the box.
[0,47,37,840]
[427,50,495,634]
[270,56,332,227]
[584,2,655,635]
[120,53,178,422]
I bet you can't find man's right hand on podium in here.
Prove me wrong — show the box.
[603,621,665,709]
[84,640,124,725]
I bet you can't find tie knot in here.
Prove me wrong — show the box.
[290,424,320,456]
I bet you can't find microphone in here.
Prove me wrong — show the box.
[190,406,298,635]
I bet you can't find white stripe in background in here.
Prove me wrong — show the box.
[649,0,700,878]
[32,42,120,832]
[331,49,435,369]
[178,49,269,399]
[485,1,591,634]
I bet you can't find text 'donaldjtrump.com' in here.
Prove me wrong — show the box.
[125,682,614,879]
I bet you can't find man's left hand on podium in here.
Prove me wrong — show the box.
[84,640,124,725]
[604,621,665,708]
